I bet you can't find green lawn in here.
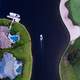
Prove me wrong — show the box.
[0,19,32,80]
[59,57,77,80]
[66,0,80,25]
[59,0,80,79]
[59,37,80,80]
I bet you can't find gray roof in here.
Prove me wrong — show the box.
[0,52,22,80]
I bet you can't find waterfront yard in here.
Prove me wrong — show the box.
[0,19,32,80]
[59,37,80,80]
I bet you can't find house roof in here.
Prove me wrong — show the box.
[0,32,11,48]
[0,26,9,34]
[0,52,23,80]
[0,26,12,49]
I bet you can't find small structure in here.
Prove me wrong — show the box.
[0,52,22,80]
[7,12,20,22]
[7,12,21,30]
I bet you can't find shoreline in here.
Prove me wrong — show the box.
[0,19,32,80]
[59,0,80,80]
[59,0,80,42]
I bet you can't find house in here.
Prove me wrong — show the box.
[0,26,12,49]
[0,52,23,80]
[0,26,20,49]
[0,26,9,35]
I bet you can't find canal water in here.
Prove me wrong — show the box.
[0,0,70,80]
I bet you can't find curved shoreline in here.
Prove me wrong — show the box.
[59,0,80,80]
[59,0,80,42]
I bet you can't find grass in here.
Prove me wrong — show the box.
[0,19,32,80]
[59,57,77,80]
[60,0,80,79]
[59,37,80,80]
[66,0,80,25]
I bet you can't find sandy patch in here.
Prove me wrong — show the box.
[59,0,80,42]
